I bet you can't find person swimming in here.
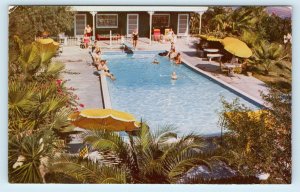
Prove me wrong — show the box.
[152,58,159,64]
[171,71,178,80]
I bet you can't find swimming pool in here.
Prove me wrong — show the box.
[103,51,259,136]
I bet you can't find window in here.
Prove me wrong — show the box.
[96,14,118,28]
[152,14,170,28]
[75,14,86,36]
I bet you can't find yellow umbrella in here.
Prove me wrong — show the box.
[200,35,222,42]
[68,109,140,131]
[36,38,54,44]
[221,37,252,58]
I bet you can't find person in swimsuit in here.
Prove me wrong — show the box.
[132,30,138,49]
[152,58,159,64]
[170,42,175,50]
[174,53,182,64]
[83,33,90,49]
[171,71,178,80]
[167,48,177,59]
[85,25,92,37]
[91,40,100,53]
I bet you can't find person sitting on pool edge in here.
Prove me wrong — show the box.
[95,59,107,74]
[92,48,101,66]
[174,53,182,64]
[91,40,100,53]
[105,70,116,80]
[97,60,116,80]
[171,71,177,80]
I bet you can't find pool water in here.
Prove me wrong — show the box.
[103,52,259,136]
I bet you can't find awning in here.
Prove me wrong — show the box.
[71,6,208,12]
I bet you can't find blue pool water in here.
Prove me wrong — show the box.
[103,51,259,135]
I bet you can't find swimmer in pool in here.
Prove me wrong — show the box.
[171,71,177,80]
[152,58,159,64]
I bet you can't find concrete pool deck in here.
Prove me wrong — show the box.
[57,37,269,109]
[54,47,103,109]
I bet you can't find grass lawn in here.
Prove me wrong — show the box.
[251,60,291,92]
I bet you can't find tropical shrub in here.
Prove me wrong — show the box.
[50,125,218,184]
[249,40,286,75]
[8,37,80,183]
[218,88,291,183]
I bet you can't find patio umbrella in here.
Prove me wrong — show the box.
[68,109,140,131]
[221,37,252,58]
[199,35,222,42]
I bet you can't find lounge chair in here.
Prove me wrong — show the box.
[165,28,170,36]
[220,62,229,74]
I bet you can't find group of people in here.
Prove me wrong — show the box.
[91,41,116,80]
[154,41,182,80]
[167,41,181,80]
[167,42,182,64]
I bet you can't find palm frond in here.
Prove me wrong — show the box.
[45,62,65,77]
[50,154,127,183]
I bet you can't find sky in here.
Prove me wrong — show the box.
[266,6,292,18]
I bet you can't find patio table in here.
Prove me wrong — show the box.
[203,48,219,53]
[206,53,223,62]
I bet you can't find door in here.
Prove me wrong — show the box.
[177,14,189,36]
[75,14,86,37]
[127,14,139,37]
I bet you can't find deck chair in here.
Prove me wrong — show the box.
[220,62,229,74]
[165,28,170,36]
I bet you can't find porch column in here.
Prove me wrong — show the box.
[90,11,97,41]
[197,11,204,35]
[148,11,154,45]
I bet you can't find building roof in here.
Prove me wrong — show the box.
[71,6,208,13]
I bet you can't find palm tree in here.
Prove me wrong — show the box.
[207,7,265,39]
[52,125,216,184]
[8,36,78,184]
[8,130,58,183]
[12,36,64,82]
[49,154,128,183]
[229,7,263,36]
[8,80,72,136]
[250,40,286,75]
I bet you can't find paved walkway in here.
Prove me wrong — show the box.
[55,46,103,109]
